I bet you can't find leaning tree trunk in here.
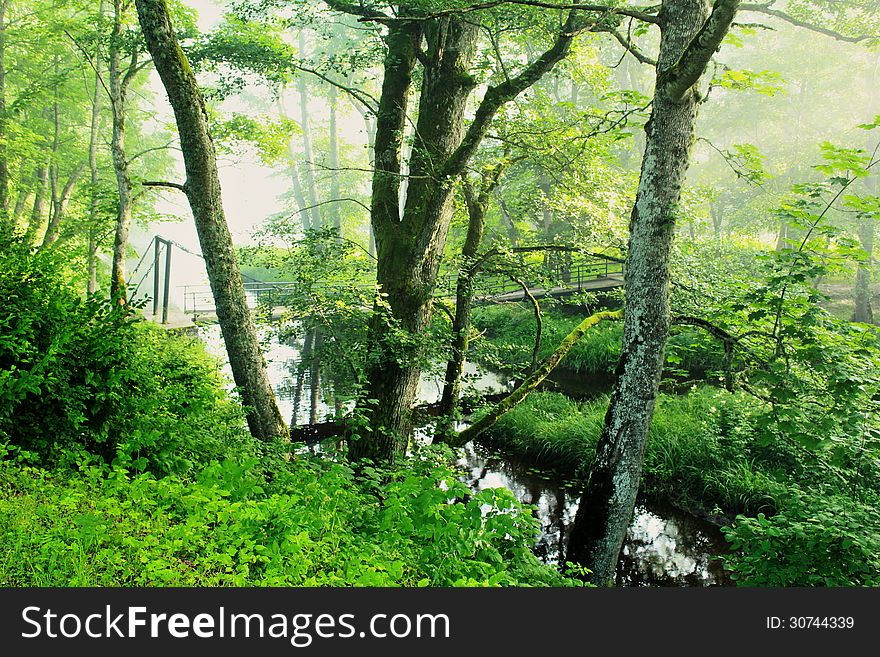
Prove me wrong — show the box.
[567,0,741,586]
[135,0,287,441]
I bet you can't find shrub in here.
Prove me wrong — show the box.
[722,488,880,586]
[0,243,254,476]
[0,446,578,587]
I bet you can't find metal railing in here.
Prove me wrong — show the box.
[182,255,625,316]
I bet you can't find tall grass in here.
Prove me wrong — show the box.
[478,388,795,520]
[471,304,728,380]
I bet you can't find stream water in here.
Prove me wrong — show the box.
[198,325,731,586]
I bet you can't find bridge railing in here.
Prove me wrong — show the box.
[181,255,624,316]
[437,254,625,299]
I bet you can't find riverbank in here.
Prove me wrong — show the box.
[474,389,880,585]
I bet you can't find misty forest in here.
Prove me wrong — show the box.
[1,0,879,588]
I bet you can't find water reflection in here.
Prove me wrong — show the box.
[459,443,731,586]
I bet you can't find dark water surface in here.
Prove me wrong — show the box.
[200,325,732,586]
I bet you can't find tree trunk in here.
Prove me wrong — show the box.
[438,181,488,424]
[350,17,480,462]
[342,7,583,463]
[24,164,48,246]
[497,193,519,247]
[42,163,85,248]
[328,84,341,234]
[87,6,105,295]
[853,218,874,324]
[135,0,287,441]
[567,0,740,586]
[0,1,9,234]
[297,32,322,232]
[450,309,622,447]
[109,0,135,300]
[309,327,322,424]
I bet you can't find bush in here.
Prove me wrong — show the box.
[723,488,880,586]
[0,244,254,475]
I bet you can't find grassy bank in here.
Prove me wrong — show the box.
[478,390,880,585]
[471,304,729,383]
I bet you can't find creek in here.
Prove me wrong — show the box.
[198,324,731,586]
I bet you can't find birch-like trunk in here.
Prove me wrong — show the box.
[135,0,287,441]
[109,0,134,300]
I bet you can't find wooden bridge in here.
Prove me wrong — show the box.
[179,254,625,320]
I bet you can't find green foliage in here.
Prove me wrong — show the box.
[480,386,880,585]
[0,443,577,587]
[723,489,880,586]
[0,244,255,475]
[479,389,787,518]
[0,252,572,587]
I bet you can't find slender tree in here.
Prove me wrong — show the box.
[135,0,287,441]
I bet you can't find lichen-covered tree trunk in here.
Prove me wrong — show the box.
[567,0,741,586]
[135,0,286,441]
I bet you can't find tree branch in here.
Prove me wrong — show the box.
[356,1,661,25]
[601,26,657,65]
[442,9,588,180]
[512,275,543,370]
[740,3,878,43]
[294,63,379,113]
[323,0,390,21]
[141,180,186,193]
[449,309,623,446]
[658,0,742,102]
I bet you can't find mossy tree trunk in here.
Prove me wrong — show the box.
[449,309,623,447]
[332,3,584,463]
[567,0,741,586]
[135,0,287,441]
